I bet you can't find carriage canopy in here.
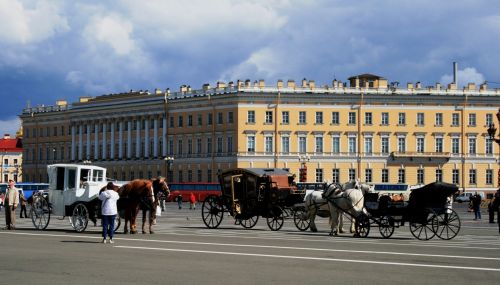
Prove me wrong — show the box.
[408,182,459,209]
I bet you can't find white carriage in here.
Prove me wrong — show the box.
[30,163,121,232]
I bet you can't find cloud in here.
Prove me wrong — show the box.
[83,14,136,56]
[440,67,485,88]
[0,0,69,45]
[0,117,21,137]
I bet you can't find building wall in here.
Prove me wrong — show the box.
[19,81,500,191]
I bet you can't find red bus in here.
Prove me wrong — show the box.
[166,182,221,202]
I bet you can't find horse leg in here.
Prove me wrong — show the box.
[142,209,148,234]
[149,210,155,234]
[309,208,318,232]
[350,217,356,234]
[329,207,339,236]
[130,207,138,234]
[338,214,345,234]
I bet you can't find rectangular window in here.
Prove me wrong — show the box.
[435,137,443,153]
[207,169,212,183]
[315,112,323,124]
[468,113,476,126]
[265,136,273,153]
[348,137,356,154]
[452,113,460,126]
[197,138,202,154]
[299,111,306,124]
[315,169,323,183]
[197,170,202,182]
[265,111,273,124]
[365,169,372,183]
[178,116,183,127]
[381,112,389,125]
[417,169,424,184]
[435,169,443,182]
[381,169,389,183]
[452,169,459,185]
[398,137,406,152]
[228,112,234,124]
[381,137,389,154]
[417,137,425,153]
[398,113,406,125]
[364,112,372,125]
[217,112,223,124]
[217,137,223,154]
[247,110,255,123]
[208,113,213,125]
[299,136,307,153]
[332,169,340,183]
[207,137,212,155]
[469,169,477,184]
[282,111,289,124]
[348,169,356,181]
[188,115,193,126]
[177,139,183,154]
[315,136,323,153]
[435,113,443,126]
[348,112,356,124]
[169,117,174,128]
[332,137,340,154]
[468,137,476,154]
[486,169,493,185]
[364,137,372,154]
[227,137,233,153]
[281,136,290,154]
[197,114,203,126]
[452,138,460,154]
[178,170,183,183]
[486,138,493,154]
[247,135,255,152]
[417,113,425,126]
[398,169,406,183]
[332,112,340,124]
[486,113,493,126]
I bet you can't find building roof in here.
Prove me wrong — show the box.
[347,73,386,80]
[0,137,23,152]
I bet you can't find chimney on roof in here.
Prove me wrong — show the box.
[301,78,308,88]
[287,80,295,88]
[277,79,283,88]
[453,62,458,87]
[3,134,11,139]
[309,80,315,89]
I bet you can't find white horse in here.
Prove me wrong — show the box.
[303,188,345,233]
[322,180,371,236]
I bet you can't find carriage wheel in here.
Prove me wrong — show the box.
[202,195,224,229]
[355,214,370,238]
[378,216,395,239]
[293,206,310,231]
[409,212,436,240]
[30,196,50,230]
[114,215,121,233]
[432,209,461,240]
[70,203,89,233]
[238,216,259,229]
[266,206,284,231]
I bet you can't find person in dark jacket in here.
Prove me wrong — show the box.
[471,192,482,220]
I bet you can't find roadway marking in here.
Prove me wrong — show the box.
[2,231,500,262]
[115,245,500,272]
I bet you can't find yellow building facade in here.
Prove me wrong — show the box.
[20,75,499,192]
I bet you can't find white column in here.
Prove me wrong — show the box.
[136,119,141,159]
[110,120,115,159]
[144,118,150,158]
[153,118,159,157]
[162,116,167,156]
[71,124,76,161]
[78,124,83,160]
[86,123,91,160]
[127,120,132,159]
[94,123,99,160]
[102,122,107,160]
[119,120,124,159]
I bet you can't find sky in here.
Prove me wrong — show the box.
[1,0,500,136]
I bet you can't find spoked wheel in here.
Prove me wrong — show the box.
[432,209,461,240]
[378,216,395,239]
[355,214,370,238]
[30,196,50,230]
[409,211,436,240]
[238,216,259,229]
[202,195,224,229]
[266,206,284,231]
[293,206,310,231]
[70,203,89,233]
[114,215,121,233]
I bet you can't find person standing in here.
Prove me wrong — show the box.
[493,189,500,234]
[176,194,183,209]
[19,188,28,218]
[4,180,20,230]
[189,192,196,210]
[98,182,120,244]
[471,192,482,220]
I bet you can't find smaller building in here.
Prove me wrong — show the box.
[0,134,23,182]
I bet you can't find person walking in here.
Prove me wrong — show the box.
[4,180,20,230]
[177,194,183,209]
[19,188,28,218]
[98,182,120,244]
[189,192,196,210]
[471,192,482,220]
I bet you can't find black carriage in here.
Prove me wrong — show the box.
[362,182,461,240]
[201,168,304,231]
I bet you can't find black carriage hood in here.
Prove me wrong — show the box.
[408,182,459,208]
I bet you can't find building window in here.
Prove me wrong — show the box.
[227,137,233,153]
[417,137,425,153]
[382,169,389,183]
[207,137,212,155]
[208,113,213,125]
[299,136,307,153]
[398,137,406,152]
[315,169,323,183]
[197,114,203,126]
[469,169,477,184]
[315,136,323,153]
[188,139,193,154]
[265,111,273,124]
[417,113,425,126]
[197,138,202,154]
[486,113,493,126]
[381,112,389,125]
[381,137,389,154]
[169,117,174,128]
[187,170,193,182]
[348,137,356,154]
[332,136,340,154]
[435,169,443,182]
[178,170,183,183]
[364,137,372,154]
[247,135,255,153]
[265,136,273,153]
[217,112,223,124]
[398,112,406,125]
[452,113,460,126]
[452,138,460,154]
[417,169,424,184]
[486,169,493,185]
[228,111,234,124]
[468,137,476,155]
[332,112,340,124]
[315,112,323,124]
[435,113,443,126]
[435,137,443,153]
[197,169,203,182]
[468,113,476,126]
[452,169,459,185]
[299,111,306,124]
[398,169,405,183]
[365,169,372,183]
[281,136,290,154]
[207,169,212,183]
[247,110,255,123]
[178,116,183,127]
[348,169,356,181]
[332,169,340,183]
[282,111,289,124]
[188,115,193,126]
[177,139,183,155]
[364,112,372,125]
[217,137,223,154]
[348,112,356,124]
[486,138,493,154]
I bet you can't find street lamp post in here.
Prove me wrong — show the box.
[487,108,500,188]
[164,156,174,182]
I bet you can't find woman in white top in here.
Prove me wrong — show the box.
[99,182,120,243]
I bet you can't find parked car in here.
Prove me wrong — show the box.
[455,192,484,203]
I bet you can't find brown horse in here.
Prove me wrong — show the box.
[119,178,170,234]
